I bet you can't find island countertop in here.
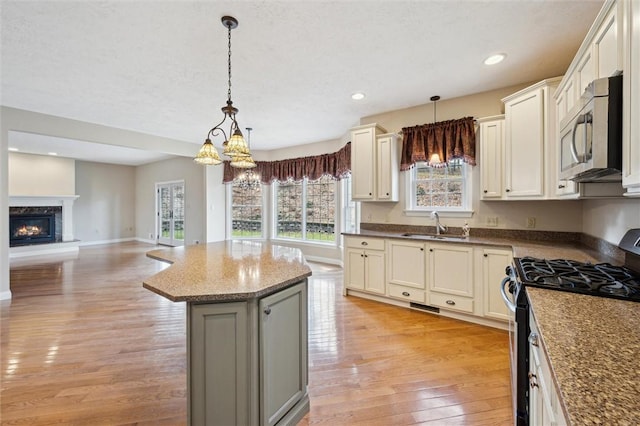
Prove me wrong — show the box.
[143,240,312,303]
[527,288,640,425]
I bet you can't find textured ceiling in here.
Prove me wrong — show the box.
[1,0,604,160]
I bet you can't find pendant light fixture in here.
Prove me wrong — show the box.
[194,15,252,166]
[234,128,260,188]
[230,127,257,169]
[429,95,442,165]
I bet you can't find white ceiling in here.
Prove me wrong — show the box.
[1,0,604,164]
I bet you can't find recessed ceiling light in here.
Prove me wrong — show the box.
[8,147,19,152]
[484,53,506,65]
[351,92,366,101]
[48,152,58,156]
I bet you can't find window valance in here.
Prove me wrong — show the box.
[400,117,476,171]
[223,142,351,184]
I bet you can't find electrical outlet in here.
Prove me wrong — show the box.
[487,217,498,227]
[527,217,536,228]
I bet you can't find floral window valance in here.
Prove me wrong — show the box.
[400,117,476,171]
[223,142,351,184]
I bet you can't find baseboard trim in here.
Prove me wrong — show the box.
[135,237,157,245]
[304,255,343,267]
[79,237,136,247]
[0,290,12,301]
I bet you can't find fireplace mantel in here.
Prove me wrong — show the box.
[9,195,79,242]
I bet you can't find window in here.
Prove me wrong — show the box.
[406,159,472,216]
[229,180,263,238]
[274,175,336,243]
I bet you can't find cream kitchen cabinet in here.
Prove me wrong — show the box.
[622,0,640,195]
[350,124,399,202]
[502,78,561,199]
[478,115,504,199]
[427,243,474,314]
[387,239,427,304]
[344,236,386,295]
[481,248,512,321]
[529,311,568,426]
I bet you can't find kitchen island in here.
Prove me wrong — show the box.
[143,240,312,426]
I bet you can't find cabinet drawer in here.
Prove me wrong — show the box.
[345,237,385,250]
[430,292,474,313]
[388,284,426,304]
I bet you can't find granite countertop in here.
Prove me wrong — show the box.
[527,288,640,425]
[143,240,312,303]
[343,230,619,264]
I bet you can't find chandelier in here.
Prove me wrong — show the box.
[194,16,253,166]
[234,128,260,189]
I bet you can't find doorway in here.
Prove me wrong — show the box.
[156,181,185,246]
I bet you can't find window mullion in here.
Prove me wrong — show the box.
[301,178,307,240]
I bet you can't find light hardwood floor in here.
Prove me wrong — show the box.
[1,242,512,425]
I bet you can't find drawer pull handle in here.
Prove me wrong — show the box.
[402,291,410,297]
[264,307,271,315]
[558,184,566,189]
[361,241,368,246]
[446,300,455,305]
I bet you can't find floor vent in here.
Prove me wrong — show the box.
[410,302,440,313]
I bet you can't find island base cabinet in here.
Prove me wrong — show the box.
[188,280,309,426]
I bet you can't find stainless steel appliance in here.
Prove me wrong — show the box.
[501,229,640,425]
[559,73,623,182]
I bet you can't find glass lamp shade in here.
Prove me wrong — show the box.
[230,154,257,169]
[223,129,251,158]
[194,139,222,165]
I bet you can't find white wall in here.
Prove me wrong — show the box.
[358,83,585,232]
[75,161,136,243]
[205,165,226,243]
[0,112,9,299]
[135,157,206,245]
[582,199,640,244]
[9,152,76,195]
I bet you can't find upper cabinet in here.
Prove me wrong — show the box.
[478,115,504,200]
[622,0,640,195]
[350,124,399,202]
[502,78,561,199]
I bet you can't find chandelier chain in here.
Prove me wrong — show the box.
[227,22,232,102]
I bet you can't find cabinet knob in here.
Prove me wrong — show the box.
[361,241,368,246]
[446,300,455,306]
[360,254,364,257]
[505,189,511,193]
[386,192,389,196]
[364,254,368,258]
[484,253,488,257]
[558,184,566,189]
[402,291,410,297]
[483,190,488,193]
[429,248,433,252]
[420,247,424,251]
[369,192,372,196]
[264,307,271,315]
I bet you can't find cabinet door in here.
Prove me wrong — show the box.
[376,134,398,201]
[388,240,426,289]
[345,249,365,290]
[623,0,640,193]
[577,51,595,95]
[365,250,386,295]
[482,248,512,321]
[554,95,578,197]
[594,3,621,78]
[504,88,545,198]
[351,127,375,200]
[428,244,474,297]
[480,118,504,199]
[188,302,249,426]
[260,282,308,426]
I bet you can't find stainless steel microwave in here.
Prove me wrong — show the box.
[558,74,623,182]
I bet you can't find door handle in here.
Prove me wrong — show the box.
[500,277,516,313]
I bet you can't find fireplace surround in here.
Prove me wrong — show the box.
[9,209,60,246]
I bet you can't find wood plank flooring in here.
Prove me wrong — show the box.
[1,242,512,425]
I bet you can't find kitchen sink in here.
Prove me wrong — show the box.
[400,232,467,240]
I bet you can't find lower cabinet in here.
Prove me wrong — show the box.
[529,311,567,426]
[482,248,513,321]
[344,237,386,295]
[188,280,309,426]
[343,236,513,328]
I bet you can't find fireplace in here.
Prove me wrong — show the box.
[9,211,59,247]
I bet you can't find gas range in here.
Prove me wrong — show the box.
[513,257,640,302]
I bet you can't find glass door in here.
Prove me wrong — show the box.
[157,182,185,246]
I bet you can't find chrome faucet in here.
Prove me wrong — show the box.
[430,211,448,235]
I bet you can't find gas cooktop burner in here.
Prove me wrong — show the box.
[514,257,640,302]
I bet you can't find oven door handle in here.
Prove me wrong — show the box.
[500,277,516,313]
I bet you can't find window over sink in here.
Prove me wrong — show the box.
[405,159,473,217]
